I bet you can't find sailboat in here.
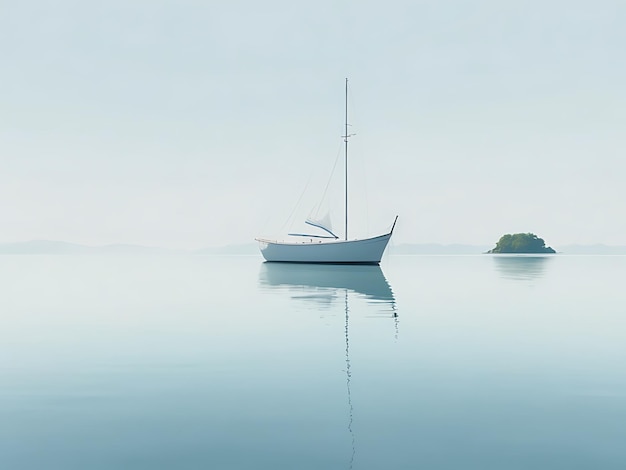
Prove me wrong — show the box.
[256,79,397,265]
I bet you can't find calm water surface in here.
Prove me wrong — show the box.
[1,254,625,469]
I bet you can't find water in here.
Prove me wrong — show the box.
[1,254,625,469]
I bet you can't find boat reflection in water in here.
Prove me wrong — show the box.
[492,255,553,281]
[258,262,397,317]
[258,262,397,468]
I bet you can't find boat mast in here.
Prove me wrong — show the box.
[344,78,348,241]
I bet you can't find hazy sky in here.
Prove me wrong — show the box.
[2,1,625,249]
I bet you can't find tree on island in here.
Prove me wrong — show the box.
[487,233,556,254]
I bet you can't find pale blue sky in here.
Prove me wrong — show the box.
[1,1,625,248]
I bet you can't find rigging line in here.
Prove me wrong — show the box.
[358,135,370,237]
[312,140,343,219]
[280,172,313,233]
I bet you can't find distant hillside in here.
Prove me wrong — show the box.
[555,244,626,255]
[193,243,260,255]
[0,240,90,254]
[0,240,260,255]
[389,243,626,255]
[390,243,492,255]
[0,240,177,255]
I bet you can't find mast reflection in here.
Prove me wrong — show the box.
[259,262,398,468]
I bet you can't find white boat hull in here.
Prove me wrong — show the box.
[256,232,392,265]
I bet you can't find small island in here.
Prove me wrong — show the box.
[487,233,556,254]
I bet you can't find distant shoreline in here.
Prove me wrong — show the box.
[1,240,626,255]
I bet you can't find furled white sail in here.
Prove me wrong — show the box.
[305,212,338,239]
